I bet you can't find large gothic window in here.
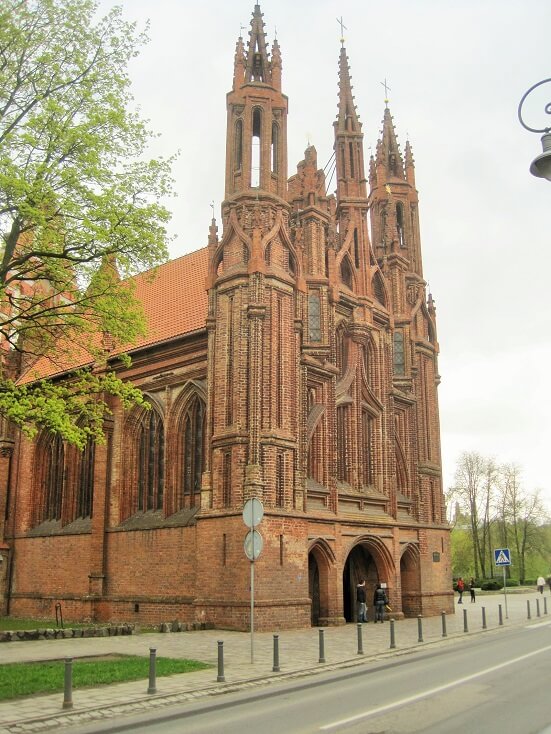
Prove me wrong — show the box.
[183,395,205,506]
[137,409,164,512]
[251,107,262,187]
[396,202,406,248]
[308,291,321,342]
[37,433,64,523]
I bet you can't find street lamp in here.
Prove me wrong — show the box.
[518,78,551,181]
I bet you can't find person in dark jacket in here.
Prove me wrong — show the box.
[373,583,388,622]
[469,577,476,602]
[356,580,368,622]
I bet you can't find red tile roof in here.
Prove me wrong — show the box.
[18,248,209,383]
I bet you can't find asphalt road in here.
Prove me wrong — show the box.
[66,620,551,734]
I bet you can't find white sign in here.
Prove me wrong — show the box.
[242,498,264,529]
[244,530,263,561]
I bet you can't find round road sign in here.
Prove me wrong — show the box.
[242,497,264,528]
[244,530,263,561]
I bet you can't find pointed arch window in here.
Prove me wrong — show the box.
[138,409,164,512]
[396,202,406,248]
[251,107,262,187]
[373,271,386,307]
[340,256,353,289]
[40,433,64,523]
[183,395,205,505]
[349,142,355,178]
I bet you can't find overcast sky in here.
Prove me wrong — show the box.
[98,0,550,506]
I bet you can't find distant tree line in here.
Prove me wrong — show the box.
[447,451,550,583]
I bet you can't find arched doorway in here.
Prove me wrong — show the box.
[308,554,321,626]
[400,543,421,616]
[342,544,379,622]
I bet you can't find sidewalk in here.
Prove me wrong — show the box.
[0,591,548,733]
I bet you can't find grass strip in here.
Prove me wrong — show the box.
[0,656,210,701]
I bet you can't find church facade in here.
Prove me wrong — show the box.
[0,4,452,630]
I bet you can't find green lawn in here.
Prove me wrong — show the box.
[0,617,88,631]
[0,656,211,700]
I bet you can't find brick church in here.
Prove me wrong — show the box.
[0,4,452,629]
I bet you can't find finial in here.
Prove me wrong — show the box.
[380,78,391,107]
[274,25,278,40]
[210,200,215,218]
[336,16,347,46]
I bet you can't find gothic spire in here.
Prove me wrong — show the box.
[232,34,246,90]
[245,4,271,84]
[335,45,361,135]
[376,106,405,180]
[404,139,416,186]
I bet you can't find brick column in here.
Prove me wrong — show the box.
[88,418,114,607]
[0,438,14,615]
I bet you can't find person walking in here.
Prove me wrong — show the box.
[373,583,388,623]
[356,580,368,622]
[537,576,545,594]
[469,577,476,602]
[456,577,465,604]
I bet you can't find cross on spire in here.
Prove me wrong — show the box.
[336,16,347,45]
[380,78,391,106]
[239,23,246,37]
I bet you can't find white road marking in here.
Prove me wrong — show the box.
[320,643,551,731]
[525,621,551,629]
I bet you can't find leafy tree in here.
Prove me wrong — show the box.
[0,0,174,446]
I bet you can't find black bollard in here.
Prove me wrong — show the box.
[441,611,447,638]
[62,657,73,710]
[482,606,487,630]
[357,623,364,655]
[147,647,157,694]
[417,615,423,643]
[536,598,541,617]
[527,600,531,620]
[318,628,326,663]
[545,597,548,615]
[217,640,225,682]
[272,634,280,672]
[389,619,396,649]
[498,604,503,626]
[463,607,468,633]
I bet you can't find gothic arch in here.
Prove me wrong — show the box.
[166,381,207,514]
[308,538,336,626]
[121,397,165,521]
[345,535,395,581]
[32,430,65,527]
[400,542,421,617]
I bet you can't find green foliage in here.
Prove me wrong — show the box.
[0,656,210,700]
[480,580,503,591]
[0,0,174,443]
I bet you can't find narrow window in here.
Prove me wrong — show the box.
[223,533,227,566]
[183,396,205,507]
[76,437,95,519]
[251,107,262,187]
[223,451,231,507]
[349,142,355,178]
[308,291,321,342]
[280,534,284,565]
[276,453,284,507]
[138,410,164,511]
[340,257,353,289]
[45,434,64,521]
[235,119,243,170]
[393,330,405,376]
[396,202,406,248]
[353,228,360,268]
[271,122,279,173]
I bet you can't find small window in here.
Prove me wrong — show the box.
[393,330,405,376]
[235,119,243,171]
[308,291,321,342]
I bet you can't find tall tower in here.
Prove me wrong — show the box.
[199,4,308,628]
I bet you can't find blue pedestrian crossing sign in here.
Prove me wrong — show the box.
[494,548,511,566]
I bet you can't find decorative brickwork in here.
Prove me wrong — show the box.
[0,3,452,630]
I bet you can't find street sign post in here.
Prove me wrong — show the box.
[243,498,264,664]
[494,547,511,619]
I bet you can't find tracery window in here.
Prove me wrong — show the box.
[308,291,321,342]
[40,433,64,523]
[137,409,164,512]
[183,395,205,506]
[76,437,94,519]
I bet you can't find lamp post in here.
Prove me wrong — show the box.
[518,78,551,181]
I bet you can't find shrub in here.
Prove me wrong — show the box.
[481,580,503,591]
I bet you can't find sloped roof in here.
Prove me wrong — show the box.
[18,247,209,384]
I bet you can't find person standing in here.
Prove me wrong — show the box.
[537,576,545,594]
[373,583,388,622]
[356,580,368,622]
[456,577,465,604]
[469,577,476,602]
